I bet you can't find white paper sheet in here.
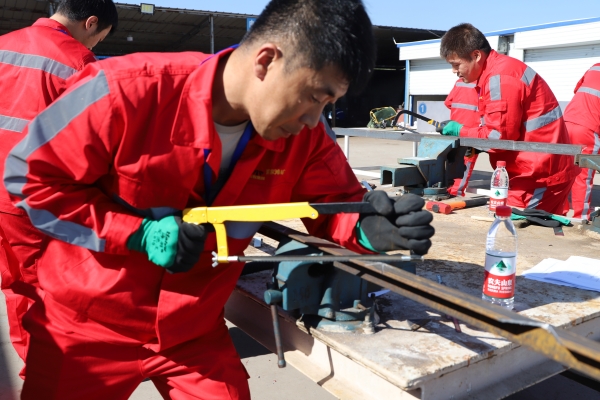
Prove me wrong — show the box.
[522,256,600,292]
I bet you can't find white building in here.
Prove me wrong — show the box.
[398,17,600,131]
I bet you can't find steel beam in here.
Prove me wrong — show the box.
[576,154,600,171]
[258,222,600,380]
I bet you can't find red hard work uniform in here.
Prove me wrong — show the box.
[458,50,579,214]
[4,49,366,399]
[445,80,481,196]
[0,18,96,365]
[564,64,600,219]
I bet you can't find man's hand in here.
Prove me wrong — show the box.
[441,120,463,136]
[356,191,434,255]
[127,216,212,273]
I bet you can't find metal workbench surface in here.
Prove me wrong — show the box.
[226,206,600,400]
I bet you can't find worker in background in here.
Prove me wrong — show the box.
[439,23,579,215]
[563,64,600,220]
[3,0,434,398]
[0,0,118,376]
[445,80,481,196]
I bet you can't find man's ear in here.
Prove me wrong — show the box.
[253,43,281,81]
[85,16,99,32]
[472,49,482,63]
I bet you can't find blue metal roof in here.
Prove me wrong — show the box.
[396,16,600,48]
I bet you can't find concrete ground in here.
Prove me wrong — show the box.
[1,136,599,399]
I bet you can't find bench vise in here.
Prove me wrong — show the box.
[380,136,468,200]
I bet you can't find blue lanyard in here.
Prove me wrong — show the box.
[203,121,253,204]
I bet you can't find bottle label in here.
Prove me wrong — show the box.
[482,253,516,299]
[489,188,508,212]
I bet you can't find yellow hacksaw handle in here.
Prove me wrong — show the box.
[182,202,320,264]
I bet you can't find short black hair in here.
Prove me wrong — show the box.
[241,0,376,95]
[440,23,491,60]
[56,0,119,33]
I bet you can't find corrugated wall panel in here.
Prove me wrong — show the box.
[409,59,456,96]
[515,22,600,50]
[525,44,600,101]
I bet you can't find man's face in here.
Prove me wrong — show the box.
[248,60,349,141]
[445,50,483,83]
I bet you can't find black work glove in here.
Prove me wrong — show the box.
[127,216,214,273]
[510,208,567,228]
[357,191,435,255]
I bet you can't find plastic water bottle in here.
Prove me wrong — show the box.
[489,161,509,215]
[482,205,517,309]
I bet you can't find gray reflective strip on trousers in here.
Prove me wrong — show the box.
[16,201,105,252]
[590,66,600,72]
[577,86,600,99]
[456,82,476,88]
[4,70,110,199]
[488,130,501,139]
[0,50,77,80]
[489,75,502,101]
[451,103,478,111]
[521,67,537,86]
[582,132,600,218]
[456,159,473,195]
[0,114,29,132]
[526,187,547,209]
[523,106,563,132]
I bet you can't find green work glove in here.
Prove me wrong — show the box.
[510,208,571,227]
[356,191,435,255]
[127,216,212,273]
[441,121,463,136]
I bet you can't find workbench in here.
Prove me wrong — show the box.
[225,204,600,400]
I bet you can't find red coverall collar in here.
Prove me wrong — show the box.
[33,18,73,37]
[171,47,285,153]
[475,50,499,88]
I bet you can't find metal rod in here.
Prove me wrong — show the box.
[270,304,286,368]
[344,135,350,159]
[258,222,600,380]
[228,254,423,263]
[209,14,214,54]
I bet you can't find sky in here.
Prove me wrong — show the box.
[121,0,598,33]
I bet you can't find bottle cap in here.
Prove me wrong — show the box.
[497,161,506,167]
[495,205,512,217]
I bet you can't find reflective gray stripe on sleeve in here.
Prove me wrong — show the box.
[456,82,476,88]
[590,66,600,72]
[521,67,537,86]
[0,114,29,133]
[526,187,547,209]
[451,103,478,111]
[488,130,501,139]
[577,86,600,99]
[523,106,563,132]
[581,132,600,218]
[17,201,105,252]
[489,75,502,101]
[4,70,110,198]
[0,50,77,80]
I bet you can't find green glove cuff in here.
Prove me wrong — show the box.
[127,217,179,268]
[441,121,463,137]
[510,213,527,221]
[549,214,571,226]
[356,220,382,253]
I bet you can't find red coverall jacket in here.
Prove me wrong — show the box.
[4,49,366,351]
[458,50,578,208]
[0,18,96,363]
[564,64,600,133]
[445,80,481,196]
[0,18,96,212]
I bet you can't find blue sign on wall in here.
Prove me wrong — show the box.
[247,18,257,31]
[418,103,427,114]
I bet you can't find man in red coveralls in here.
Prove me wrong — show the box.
[564,64,600,220]
[3,0,434,398]
[439,23,578,215]
[0,0,117,373]
[445,80,481,196]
